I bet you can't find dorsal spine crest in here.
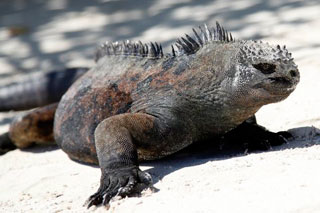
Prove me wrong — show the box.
[95,22,234,62]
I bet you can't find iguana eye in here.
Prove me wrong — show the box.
[253,63,276,74]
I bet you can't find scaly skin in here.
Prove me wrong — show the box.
[1,23,299,207]
[54,32,299,206]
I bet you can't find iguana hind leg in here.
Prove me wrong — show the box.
[221,115,292,151]
[9,103,57,148]
[87,112,191,207]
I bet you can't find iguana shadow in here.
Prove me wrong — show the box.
[142,126,320,184]
[3,126,319,178]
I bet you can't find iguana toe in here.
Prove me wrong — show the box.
[277,131,294,141]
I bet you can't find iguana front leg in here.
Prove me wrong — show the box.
[87,113,190,207]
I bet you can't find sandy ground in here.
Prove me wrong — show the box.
[1,0,320,212]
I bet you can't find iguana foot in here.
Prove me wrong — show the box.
[243,130,292,151]
[277,131,294,141]
[220,116,294,152]
[87,166,152,208]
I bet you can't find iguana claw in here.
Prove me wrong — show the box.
[86,167,152,208]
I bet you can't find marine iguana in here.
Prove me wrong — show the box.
[0,22,299,207]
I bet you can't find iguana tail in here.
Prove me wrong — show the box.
[0,67,89,111]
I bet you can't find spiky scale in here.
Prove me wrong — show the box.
[225,30,229,42]
[181,37,194,51]
[192,28,203,46]
[176,38,191,54]
[171,45,176,57]
[204,24,212,41]
[199,25,208,43]
[185,33,200,49]
[149,42,157,58]
[155,42,160,53]
[216,22,222,41]
[159,44,163,58]
[212,27,217,40]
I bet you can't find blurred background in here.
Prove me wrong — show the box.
[0,0,319,76]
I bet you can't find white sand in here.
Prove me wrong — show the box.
[1,0,320,212]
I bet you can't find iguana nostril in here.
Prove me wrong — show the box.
[289,70,297,78]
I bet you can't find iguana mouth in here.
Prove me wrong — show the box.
[254,76,296,95]
[265,77,296,94]
[268,77,292,86]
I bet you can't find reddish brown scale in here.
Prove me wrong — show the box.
[54,65,139,164]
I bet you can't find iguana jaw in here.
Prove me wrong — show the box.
[256,65,299,96]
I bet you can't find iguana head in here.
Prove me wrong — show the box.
[231,40,299,106]
[172,22,299,108]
